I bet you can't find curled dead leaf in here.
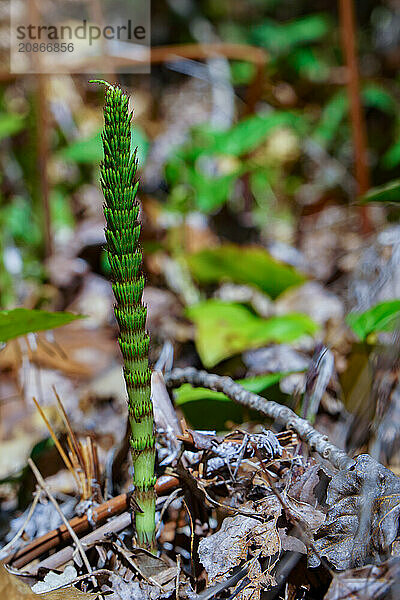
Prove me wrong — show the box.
[324,557,400,600]
[310,455,400,570]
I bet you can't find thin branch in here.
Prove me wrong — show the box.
[35,568,118,593]
[27,459,102,597]
[1,43,267,115]
[25,512,131,575]
[110,541,165,590]
[195,480,265,520]
[155,488,182,536]
[164,368,354,471]
[0,492,40,557]
[28,0,52,256]
[338,0,371,233]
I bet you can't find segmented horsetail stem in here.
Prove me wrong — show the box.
[91,80,156,547]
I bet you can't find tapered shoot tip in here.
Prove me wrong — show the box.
[89,79,115,90]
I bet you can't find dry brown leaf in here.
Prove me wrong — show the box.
[198,496,282,585]
[0,564,98,600]
[198,511,258,584]
[323,557,400,600]
[236,559,276,600]
[199,492,323,586]
[311,454,400,570]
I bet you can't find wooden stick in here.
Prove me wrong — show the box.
[36,75,53,255]
[338,0,371,233]
[0,43,267,115]
[4,493,129,568]
[165,368,354,471]
[24,513,131,575]
[3,476,179,568]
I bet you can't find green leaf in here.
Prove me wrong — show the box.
[210,112,307,157]
[382,140,400,169]
[0,113,25,141]
[315,85,397,147]
[188,168,239,212]
[346,300,400,341]
[0,308,83,342]
[179,112,307,162]
[175,384,233,406]
[358,179,400,204]
[187,300,318,367]
[288,47,330,82]
[362,85,397,115]
[252,14,331,55]
[237,373,289,394]
[60,126,148,166]
[314,91,347,146]
[187,244,306,298]
[60,130,103,163]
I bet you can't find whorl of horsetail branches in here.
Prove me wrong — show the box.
[93,80,156,546]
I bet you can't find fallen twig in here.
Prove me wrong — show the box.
[155,488,182,536]
[0,491,41,558]
[108,541,165,590]
[4,492,129,568]
[4,475,179,568]
[24,512,131,575]
[35,568,119,592]
[27,458,102,597]
[164,368,354,471]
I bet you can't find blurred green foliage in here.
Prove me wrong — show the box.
[359,180,400,204]
[187,244,306,298]
[59,125,148,167]
[314,85,399,150]
[187,300,318,367]
[165,111,307,213]
[346,300,400,342]
[251,13,332,55]
[0,113,25,140]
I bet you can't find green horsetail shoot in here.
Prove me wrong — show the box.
[92,80,156,547]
